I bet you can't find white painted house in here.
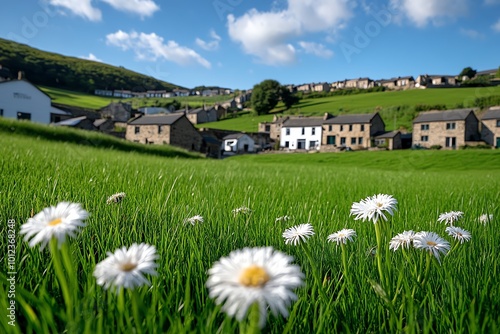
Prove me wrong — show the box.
[280,117,325,150]
[223,133,255,153]
[0,80,69,124]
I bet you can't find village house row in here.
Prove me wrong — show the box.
[1,79,500,158]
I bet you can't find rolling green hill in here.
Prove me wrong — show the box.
[0,38,184,94]
[200,86,500,132]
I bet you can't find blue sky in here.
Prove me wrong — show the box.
[1,0,499,90]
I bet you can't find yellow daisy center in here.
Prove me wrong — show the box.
[120,262,138,272]
[48,218,63,226]
[426,241,437,247]
[239,265,270,287]
[376,202,383,208]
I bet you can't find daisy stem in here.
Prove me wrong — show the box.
[49,239,74,326]
[340,243,350,287]
[242,302,261,334]
[131,289,143,334]
[446,241,461,258]
[420,253,432,288]
[302,244,329,302]
[374,223,387,290]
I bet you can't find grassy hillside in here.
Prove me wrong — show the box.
[1,127,499,333]
[201,86,500,132]
[0,38,184,94]
[39,85,232,111]
[0,118,201,159]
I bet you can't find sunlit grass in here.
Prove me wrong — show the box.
[1,127,499,333]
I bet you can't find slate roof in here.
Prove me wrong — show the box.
[375,130,400,139]
[128,113,184,125]
[481,107,500,120]
[413,109,474,123]
[54,116,87,126]
[323,113,378,124]
[93,119,109,127]
[282,117,324,127]
[223,133,249,140]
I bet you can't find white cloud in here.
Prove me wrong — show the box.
[80,53,103,62]
[298,41,334,58]
[227,0,352,65]
[47,0,102,21]
[459,28,485,39]
[106,30,211,68]
[390,0,468,27]
[493,19,500,32]
[196,30,221,51]
[100,0,159,18]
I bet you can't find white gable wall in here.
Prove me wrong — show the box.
[224,134,255,152]
[0,80,52,123]
[280,126,322,150]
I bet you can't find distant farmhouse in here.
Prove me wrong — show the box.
[0,78,69,124]
[412,109,480,149]
[126,113,202,151]
[480,106,500,148]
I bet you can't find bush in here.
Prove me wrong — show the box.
[459,144,491,150]
[430,145,442,150]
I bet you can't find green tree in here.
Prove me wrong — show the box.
[496,66,500,78]
[458,67,477,80]
[280,86,300,110]
[251,79,281,115]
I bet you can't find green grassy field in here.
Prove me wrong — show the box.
[39,86,232,111]
[1,122,499,333]
[202,86,500,132]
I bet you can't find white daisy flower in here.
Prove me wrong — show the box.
[93,243,158,291]
[282,223,315,245]
[350,194,398,224]
[413,231,450,262]
[327,229,357,245]
[389,230,415,251]
[478,214,493,224]
[20,202,89,250]
[445,226,471,244]
[232,206,252,215]
[106,192,126,204]
[206,247,304,328]
[437,211,463,225]
[275,215,291,223]
[185,215,204,225]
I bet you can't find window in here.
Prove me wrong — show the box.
[265,125,271,132]
[285,141,289,148]
[135,126,140,134]
[17,112,31,120]
[496,120,500,127]
[340,125,344,131]
[358,137,363,145]
[340,137,346,145]
[421,124,429,131]
[446,122,456,130]
[349,124,353,131]
[301,127,305,135]
[328,125,332,131]
[360,124,365,131]
[309,141,316,148]
[446,137,456,148]
[286,128,290,136]
[327,136,336,145]
[351,137,356,145]
[421,136,428,142]
[311,128,316,135]
[158,125,164,134]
